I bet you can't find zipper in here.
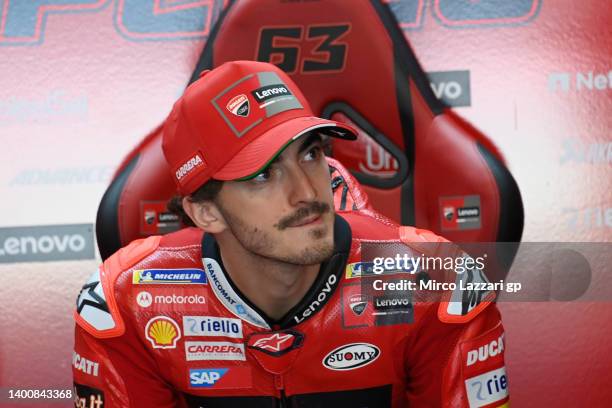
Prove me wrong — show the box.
[275,375,288,408]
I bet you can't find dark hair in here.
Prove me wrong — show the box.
[167,179,224,227]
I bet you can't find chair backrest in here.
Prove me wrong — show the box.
[96,0,523,261]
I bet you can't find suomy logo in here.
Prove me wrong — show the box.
[176,154,204,180]
[293,273,338,324]
[323,343,380,371]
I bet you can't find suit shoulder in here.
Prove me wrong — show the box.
[74,235,162,338]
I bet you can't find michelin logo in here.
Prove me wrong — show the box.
[132,269,207,285]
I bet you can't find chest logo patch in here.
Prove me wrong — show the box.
[323,343,380,371]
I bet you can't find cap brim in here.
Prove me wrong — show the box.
[212,116,357,181]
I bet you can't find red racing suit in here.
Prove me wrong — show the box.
[73,210,509,407]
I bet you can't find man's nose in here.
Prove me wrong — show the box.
[287,165,317,205]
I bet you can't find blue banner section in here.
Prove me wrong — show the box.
[115,0,211,40]
[0,0,108,45]
[434,0,541,23]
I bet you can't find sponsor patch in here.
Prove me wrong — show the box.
[74,383,104,408]
[183,316,243,339]
[211,72,303,138]
[185,341,245,361]
[141,201,181,236]
[189,367,252,389]
[247,330,304,356]
[72,352,99,377]
[461,322,506,378]
[145,316,181,349]
[440,195,482,231]
[323,343,380,371]
[203,258,268,328]
[132,269,207,285]
[134,289,207,311]
[226,94,250,117]
[465,366,509,407]
[175,154,206,181]
[372,292,414,325]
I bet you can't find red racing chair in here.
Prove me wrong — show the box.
[96,0,523,269]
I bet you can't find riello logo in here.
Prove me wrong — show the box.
[548,70,612,92]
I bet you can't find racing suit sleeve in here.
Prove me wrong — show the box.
[73,236,180,408]
[404,302,508,408]
[73,321,180,408]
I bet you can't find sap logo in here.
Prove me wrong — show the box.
[467,334,505,366]
[549,70,612,92]
[428,71,471,107]
[465,366,509,406]
[323,343,380,371]
[189,368,228,387]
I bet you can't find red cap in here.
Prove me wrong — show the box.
[162,60,357,195]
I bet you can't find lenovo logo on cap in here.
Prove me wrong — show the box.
[176,154,205,181]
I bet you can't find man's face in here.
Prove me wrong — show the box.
[214,133,335,265]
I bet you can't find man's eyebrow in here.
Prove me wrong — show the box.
[297,132,323,154]
[269,132,323,166]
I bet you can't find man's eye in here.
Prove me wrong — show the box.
[304,146,322,161]
[252,168,272,182]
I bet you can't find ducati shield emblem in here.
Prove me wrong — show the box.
[444,207,455,221]
[226,94,250,117]
[349,295,368,316]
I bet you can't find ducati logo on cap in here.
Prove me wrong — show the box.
[226,94,250,117]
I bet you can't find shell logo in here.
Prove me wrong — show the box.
[145,316,181,349]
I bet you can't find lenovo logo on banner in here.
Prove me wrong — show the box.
[0,224,95,263]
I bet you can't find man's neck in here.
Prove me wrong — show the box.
[215,234,321,322]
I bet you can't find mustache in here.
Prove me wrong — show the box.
[275,202,331,230]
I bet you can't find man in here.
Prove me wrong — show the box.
[73,61,508,407]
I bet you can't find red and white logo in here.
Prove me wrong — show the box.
[185,341,245,361]
[226,94,250,117]
[175,154,205,181]
[252,333,293,352]
[247,330,303,356]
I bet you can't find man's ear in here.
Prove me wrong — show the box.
[182,197,227,233]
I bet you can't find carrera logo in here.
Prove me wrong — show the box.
[323,343,380,371]
[247,330,304,356]
[467,334,505,366]
[185,341,245,361]
[251,84,292,104]
[226,94,249,117]
[175,154,204,181]
[293,273,338,324]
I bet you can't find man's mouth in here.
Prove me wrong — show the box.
[289,214,322,228]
